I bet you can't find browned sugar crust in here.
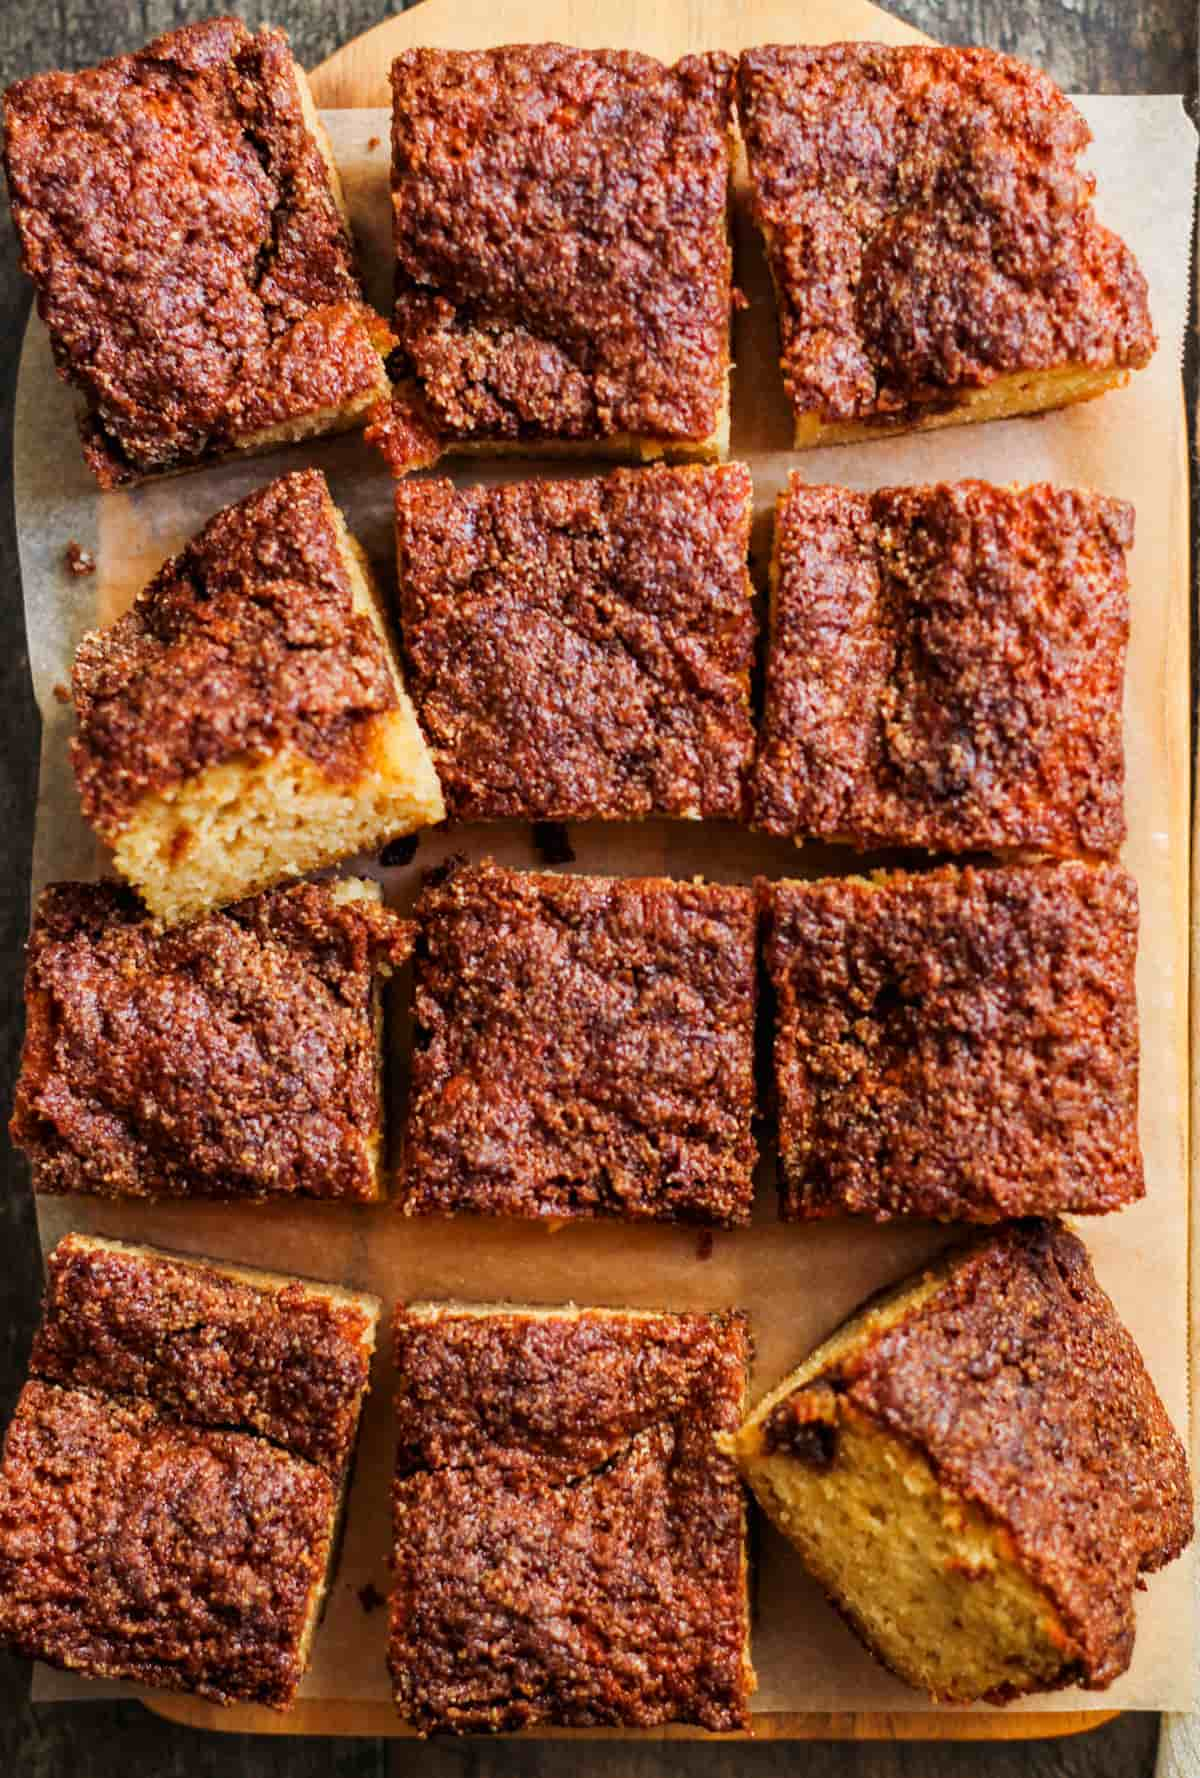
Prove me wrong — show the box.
[32,1235,375,1478]
[0,1379,334,1706]
[391,1307,752,1732]
[3,19,388,488]
[788,1220,1192,1691]
[763,861,1142,1222]
[753,478,1131,856]
[69,470,399,836]
[736,44,1155,430]
[396,465,755,822]
[381,44,734,463]
[401,861,757,1224]
[10,878,413,1204]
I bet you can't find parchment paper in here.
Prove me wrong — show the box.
[14,97,1197,1715]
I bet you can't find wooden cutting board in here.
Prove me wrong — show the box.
[137,0,1159,1741]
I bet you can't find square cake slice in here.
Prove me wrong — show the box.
[11,878,411,1203]
[0,1234,380,1707]
[69,469,444,922]
[752,478,1131,856]
[371,45,735,470]
[391,1303,754,1732]
[729,1219,1192,1701]
[737,44,1155,447]
[3,19,391,487]
[762,860,1142,1222]
[401,860,757,1224]
[396,464,755,822]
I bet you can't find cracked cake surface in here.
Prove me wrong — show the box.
[401,859,757,1224]
[390,1303,753,1732]
[395,464,755,822]
[11,878,413,1203]
[762,860,1143,1222]
[3,17,390,486]
[737,44,1155,443]
[753,477,1130,856]
[376,44,735,466]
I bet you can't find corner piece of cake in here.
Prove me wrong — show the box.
[391,1302,754,1732]
[737,44,1155,447]
[401,859,757,1224]
[396,464,756,822]
[370,45,735,471]
[0,1233,380,1707]
[11,877,411,1202]
[761,859,1142,1222]
[753,477,1131,857]
[3,18,391,487]
[69,469,444,923]
[727,1219,1192,1702]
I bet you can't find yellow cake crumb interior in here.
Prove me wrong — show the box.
[792,364,1128,448]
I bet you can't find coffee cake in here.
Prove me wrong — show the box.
[762,860,1142,1221]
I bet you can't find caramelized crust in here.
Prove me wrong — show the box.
[753,478,1130,855]
[0,1380,334,1705]
[737,44,1154,433]
[782,1220,1192,1689]
[391,1306,752,1732]
[10,879,412,1203]
[762,861,1142,1221]
[395,465,755,821]
[32,1235,376,1477]
[70,471,399,837]
[3,18,388,487]
[382,45,734,463]
[402,861,757,1224]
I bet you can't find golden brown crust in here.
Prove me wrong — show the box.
[401,860,757,1224]
[787,1220,1192,1692]
[753,478,1130,855]
[390,1306,752,1732]
[10,878,412,1203]
[382,45,734,464]
[736,44,1155,431]
[32,1235,376,1477]
[0,1380,333,1706]
[3,19,387,487]
[395,465,755,821]
[69,470,399,836]
[762,861,1142,1221]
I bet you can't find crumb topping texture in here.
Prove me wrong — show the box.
[753,478,1131,855]
[390,1307,752,1731]
[4,18,386,485]
[401,860,757,1224]
[10,878,412,1203]
[70,471,400,835]
[737,44,1155,427]
[396,464,755,821]
[385,45,734,454]
[763,862,1142,1221]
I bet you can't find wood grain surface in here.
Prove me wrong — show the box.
[0,3,1192,1777]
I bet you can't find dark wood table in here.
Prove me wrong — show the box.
[0,3,1192,1774]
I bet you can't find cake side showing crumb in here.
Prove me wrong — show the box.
[752,477,1130,855]
[395,464,755,823]
[736,44,1155,441]
[69,469,442,922]
[762,860,1142,1221]
[10,878,412,1204]
[400,860,757,1224]
[391,1306,752,1732]
[0,1380,335,1706]
[31,1233,379,1479]
[384,45,734,464]
[733,1220,1190,1700]
[3,19,388,486]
